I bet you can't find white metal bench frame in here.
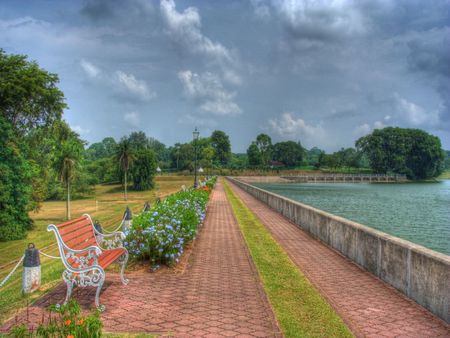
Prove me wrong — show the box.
[47,214,129,311]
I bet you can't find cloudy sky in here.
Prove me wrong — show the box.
[1,0,449,152]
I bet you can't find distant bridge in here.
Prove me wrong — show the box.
[280,173,408,183]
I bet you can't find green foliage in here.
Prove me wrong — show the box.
[210,130,231,165]
[0,115,33,241]
[131,148,157,191]
[356,127,444,179]
[9,299,103,338]
[255,133,273,166]
[273,141,305,167]
[0,49,66,135]
[125,184,211,266]
[317,148,365,170]
[85,137,117,161]
[247,142,261,166]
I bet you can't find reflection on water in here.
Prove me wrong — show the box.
[255,181,450,256]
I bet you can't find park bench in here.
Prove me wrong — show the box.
[48,214,129,311]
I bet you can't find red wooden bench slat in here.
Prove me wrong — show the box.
[57,216,88,229]
[58,219,92,235]
[63,227,95,245]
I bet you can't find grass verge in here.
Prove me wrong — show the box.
[223,180,353,338]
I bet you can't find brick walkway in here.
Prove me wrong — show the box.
[228,180,450,338]
[1,183,280,337]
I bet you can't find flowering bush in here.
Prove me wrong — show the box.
[10,299,102,338]
[124,183,212,266]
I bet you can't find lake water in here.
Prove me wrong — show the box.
[255,181,450,256]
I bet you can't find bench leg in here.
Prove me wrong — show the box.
[62,270,74,305]
[119,251,129,285]
[95,274,106,312]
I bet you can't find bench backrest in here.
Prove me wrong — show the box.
[56,215,97,250]
[48,215,100,271]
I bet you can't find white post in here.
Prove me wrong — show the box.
[22,243,41,294]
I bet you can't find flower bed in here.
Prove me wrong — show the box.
[124,177,216,266]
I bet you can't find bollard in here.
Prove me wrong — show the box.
[123,206,133,230]
[22,243,41,294]
[143,201,151,212]
[94,220,103,244]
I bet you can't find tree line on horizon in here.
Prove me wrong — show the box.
[0,49,448,241]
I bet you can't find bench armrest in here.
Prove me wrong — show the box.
[98,231,125,250]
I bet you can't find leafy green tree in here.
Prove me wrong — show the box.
[356,127,444,179]
[131,148,157,191]
[210,130,231,165]
[116,138,135,201]
[53,138,84,220]
[255,134,273,166]
[0,115,33,241]
[201,146,215,175]
[85,137,117,161]
[272,141,304,167]
[247,142,261,166]
[229,153,248,169]
[0,49,66,135]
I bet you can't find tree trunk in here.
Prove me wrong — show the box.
[67,179,71,220]
[124,171,128,201]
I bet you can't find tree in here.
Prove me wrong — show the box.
[210,130,231,165]
[131,148,157,191]
[53,136,84,220]
[85,137,117,161]
[0,49,66,135]
[273,141,304,167]
[0,115,33,241]
[247,142,261,166]
[116,138,135,201]
[255,134,273,166]
[201,146,215,175]
[356,127,444,179]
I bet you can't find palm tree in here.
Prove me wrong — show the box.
[54,139,81,220]
[116,138,135,201]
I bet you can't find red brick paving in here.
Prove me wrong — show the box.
[228,179,450,338]
[1,183,281,337]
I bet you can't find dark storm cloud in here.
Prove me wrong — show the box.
[80,0,154,23]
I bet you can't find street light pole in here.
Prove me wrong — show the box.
[193,127,200,188]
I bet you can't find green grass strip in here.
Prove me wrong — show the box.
[223,180,353,338]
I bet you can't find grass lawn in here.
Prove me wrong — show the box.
[223,179,353,338]
[0,175,195,324]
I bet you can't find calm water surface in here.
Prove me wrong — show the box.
[255,181,450,256]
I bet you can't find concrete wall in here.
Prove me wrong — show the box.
[227,177,450,323]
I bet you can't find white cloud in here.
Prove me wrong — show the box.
[268,112,325,147]
[115,71,156,101]
[123,112,140,127]
[160,0,233,64]
[80,59,101,78]
[71,124,90,135]
[353,120,387,138]
[178,70,242,116]
[394,93,437,126]
[352,123,371,138]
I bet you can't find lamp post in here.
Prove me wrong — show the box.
[193,127,200,188]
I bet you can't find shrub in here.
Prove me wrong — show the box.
[9,299,102,338]
[124,183,212,266]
